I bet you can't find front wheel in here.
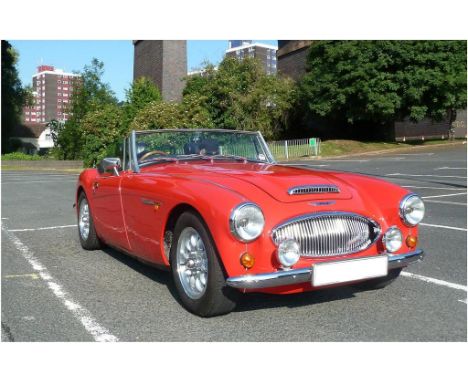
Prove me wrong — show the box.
[170,211,238,317]
[77,192,102,250]
[354,268,402,290]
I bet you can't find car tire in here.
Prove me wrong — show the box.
[77,192,102,250]
[170,211,238,317]
[354,268,402,290]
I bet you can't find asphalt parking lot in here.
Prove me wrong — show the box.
[1,143,466,341]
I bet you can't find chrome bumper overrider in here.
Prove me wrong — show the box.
[226,249,424,289]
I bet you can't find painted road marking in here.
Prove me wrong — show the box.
[422,192,467,199]
[4,273,39,280]
[459,299,467,305]
[402,186,466,191]
[435,167,466,170]
[1,223,118,342]
[419,222,467,231]
[8,224,77,232]
[386,173,467,179]
[423,200,467,206]
[401,271,467,292]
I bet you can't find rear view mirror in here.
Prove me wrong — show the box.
[98,157,121,176]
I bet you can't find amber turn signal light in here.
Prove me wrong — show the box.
[240,253,255,269]
[406,235,418,248]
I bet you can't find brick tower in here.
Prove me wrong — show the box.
[133,40,187,102]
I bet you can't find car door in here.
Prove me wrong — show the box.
[92,169,131,251]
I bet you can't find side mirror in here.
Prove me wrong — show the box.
[97,157,121,176]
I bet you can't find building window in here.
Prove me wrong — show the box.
[58,99,62,103]
[63,81,68,85]
[57,93,62,96]
[58,80,61,84]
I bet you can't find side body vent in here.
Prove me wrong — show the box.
[288,184,340,195]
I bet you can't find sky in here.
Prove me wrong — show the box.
[10,40,278,102]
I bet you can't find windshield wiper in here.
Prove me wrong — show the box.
[208,154,248,162]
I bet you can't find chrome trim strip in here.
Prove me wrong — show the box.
[226,249,424,289]
[288,184,340,195]
[131,130,140,173]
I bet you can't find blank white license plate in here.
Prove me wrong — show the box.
[312,255,388,287]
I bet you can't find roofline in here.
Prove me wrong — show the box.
[33,70,81,78]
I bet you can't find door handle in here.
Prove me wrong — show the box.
[92,182,99,193]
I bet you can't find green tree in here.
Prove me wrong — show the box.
[183,57,296,139]
[81,104,124,167]
[1,41,30,153]
[55,58,117,159]
[130,95,214,131]
[123,77,162,129]
[299,41,467,129]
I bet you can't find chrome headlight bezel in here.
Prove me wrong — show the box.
[400,193,425,227]
[229,202,265,243]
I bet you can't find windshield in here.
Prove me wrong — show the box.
[134,130,273,167]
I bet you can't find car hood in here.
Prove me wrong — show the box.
[145,162,355,203]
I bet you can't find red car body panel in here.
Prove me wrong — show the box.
[76,161,418,294]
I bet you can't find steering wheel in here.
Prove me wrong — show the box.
[139,150,168,161]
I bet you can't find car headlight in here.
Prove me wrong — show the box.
[230,203,265,242]
[383,226,403,253]
[277,239,301,268]
[400,194,425,226]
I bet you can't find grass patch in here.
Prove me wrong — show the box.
[1,152,44,161]
[320,139,464,157]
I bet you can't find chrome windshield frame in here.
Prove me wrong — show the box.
[129,129,275,173]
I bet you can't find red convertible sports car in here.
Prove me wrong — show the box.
[76,129,425,317]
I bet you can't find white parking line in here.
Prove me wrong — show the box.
[459,299,467,305]
[386,173,467,179]
[402,186,466,191]
[422,192,467,199]
[423,200,467,206]
[401,271,467,292]
[8,224,77,232]
[419,222,467,231]
[435,167,466,170]
[1,223,118,342]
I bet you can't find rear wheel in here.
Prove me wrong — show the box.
[354,268,402,290]
[170,211,238,317]
[77,192,101,250]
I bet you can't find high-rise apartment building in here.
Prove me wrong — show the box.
[22,65,81,124]
[225,42,277,75]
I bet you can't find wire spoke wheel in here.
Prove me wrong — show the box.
[176,227,208,299]
[79,199,90,240]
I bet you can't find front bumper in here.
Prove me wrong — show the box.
[226,249,424,289]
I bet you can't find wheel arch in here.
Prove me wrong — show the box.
[164,202,229,276]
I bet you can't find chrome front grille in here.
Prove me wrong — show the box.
[288,184,340,195]
[272,212,380,257]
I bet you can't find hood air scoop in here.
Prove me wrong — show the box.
[288,184,340,195]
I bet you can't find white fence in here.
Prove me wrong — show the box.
[268,138,321,160]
